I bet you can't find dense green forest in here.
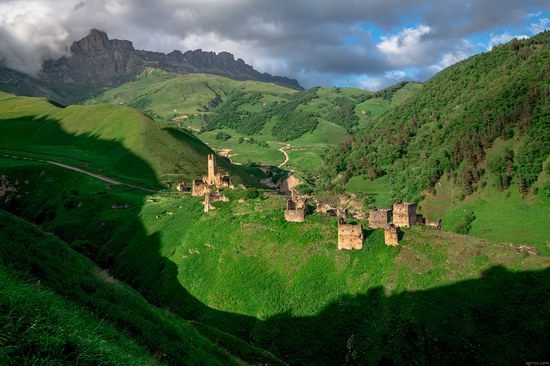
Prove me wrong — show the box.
[322,31,550,201]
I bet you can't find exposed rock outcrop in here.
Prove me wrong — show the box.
[1,29,302,104]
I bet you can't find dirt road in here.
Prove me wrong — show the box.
[0,153,155,192]
[278,144,290,168]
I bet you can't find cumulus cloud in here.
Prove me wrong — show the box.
[377,25,433,66]
[0,0,549,86]
[529,18,550,34]
[485,32,529,51]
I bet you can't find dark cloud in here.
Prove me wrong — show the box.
[0,0,549,88]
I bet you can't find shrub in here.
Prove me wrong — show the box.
[453,210,476,235]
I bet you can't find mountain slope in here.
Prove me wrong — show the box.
[0,91,258,189]
[323,32,550,200]
[0,29,301,104]
[0,209,284,365]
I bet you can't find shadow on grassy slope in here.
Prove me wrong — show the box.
[1,117,549,365]
[0,116,160,188]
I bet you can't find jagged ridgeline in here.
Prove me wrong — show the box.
[323,31,550,201]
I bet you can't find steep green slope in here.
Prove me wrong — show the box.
[1,154,548,365]
[0,209,284,365]
[324,32,550,197]
[0,92,257,189]
[322,32,550,245]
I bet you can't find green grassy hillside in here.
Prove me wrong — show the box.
[0,208,285,365]
[322,32,550,246]
[1,152,548,365]
[0,91,257,189]
[84,69,296,123]
[84,72,420,177]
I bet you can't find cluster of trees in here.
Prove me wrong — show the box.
[325,97,359,132]
[204,87,321,141]
[268,88,320,140]
[203,91,265,134]
[238,137,269,148]
[321,31,550,201]
[214,131,231,141]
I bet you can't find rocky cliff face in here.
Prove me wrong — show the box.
[0,29,301,104]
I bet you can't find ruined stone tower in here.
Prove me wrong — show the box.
[392,202,417,227]
[284,190,306,222]
[368,208,392,229]
[384,224,399,246]
[203,188,211,213]
[192,154,232,196]
[207,154,216,184]
[337,217,364,250]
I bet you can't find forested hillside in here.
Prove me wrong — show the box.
[323,31,550,202]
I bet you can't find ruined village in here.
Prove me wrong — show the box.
[185,154,442,250]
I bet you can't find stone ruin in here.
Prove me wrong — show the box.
[415,214,442,230]
[203,188,229,213]
[384,224,399,246]
[284,189,306,222]
[337,217,364,250]
[392,202,417,227]
[367,201,443,247]
[192,154,232,197]
[368,208,392,229]
[176,182,187,192]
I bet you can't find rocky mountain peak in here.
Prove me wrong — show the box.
[70,29,134,55]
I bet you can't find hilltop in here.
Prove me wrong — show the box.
[0,91,257,189]
[0,29,301,104]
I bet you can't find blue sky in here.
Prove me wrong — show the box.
[332,10,550,90]
[0,1,549,90]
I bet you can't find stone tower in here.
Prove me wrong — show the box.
[384,224,399,246]
[207,154,216,183]
[392,202,417,227]
[368,208,392,229]
[337,217,364,250]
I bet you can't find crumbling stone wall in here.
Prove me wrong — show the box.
[384,224,399,246]
[203,190,229,213]
[337,218,363,250]
[284,198,306,222]
[368,208,392,229]
[192,180,207,196]
[393,202,417,227]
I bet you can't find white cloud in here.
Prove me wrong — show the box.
[376,25,433,66]
[0,1,72,75]
[384,70,406,79]
[485,32,529,51]
[428,39,475,72]
[529,18,550,34]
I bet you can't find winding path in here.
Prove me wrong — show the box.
[0,153,155,192]
[278,144,290,168]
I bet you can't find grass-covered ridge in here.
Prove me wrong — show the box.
[0,91,257,189]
